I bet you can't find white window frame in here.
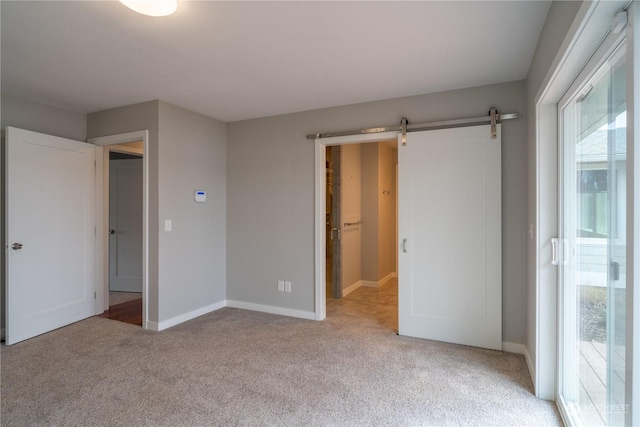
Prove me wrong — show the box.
[534,1,637,425]
[556,26,628,427]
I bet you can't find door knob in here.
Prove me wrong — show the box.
[108,229,115,235]
[11,242,23,250]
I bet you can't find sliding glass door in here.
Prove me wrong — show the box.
[560,40,627,426]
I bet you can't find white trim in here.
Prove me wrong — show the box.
[360,280,379,288]
[146,321,159,332]
[314,141,326,321]
[88,130,146,146]
[524,345,536,391]
[556,395,576,427]
[379,272,397,287]
[503,342,536,392]
[628,3,639,425]
[533,0,629,401]
[89,130,150,330]
[156,301,226,331]
[319,131,398,147]
[227,300,316,321]
[502,341,527,354]
[343,280,363,296]
[359,273,397,290]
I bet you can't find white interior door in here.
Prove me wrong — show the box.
[5,127,96,345]
[398,124,502,350]
[109,158,143,293]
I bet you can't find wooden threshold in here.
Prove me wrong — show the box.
[98,299,142,326]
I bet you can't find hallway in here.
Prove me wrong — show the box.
[327,278,398,333]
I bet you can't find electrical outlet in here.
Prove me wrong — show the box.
[284,281,291,293]
[277,280,285,292]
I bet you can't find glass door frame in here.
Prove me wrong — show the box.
[556,3,638,425]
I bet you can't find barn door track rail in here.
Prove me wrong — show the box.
[307,107,518,144]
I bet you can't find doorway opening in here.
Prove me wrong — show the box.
[324,140,398,332]
[100,147,144,326]
[89,130,149,329]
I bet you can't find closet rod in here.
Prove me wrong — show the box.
[306,112,518,140]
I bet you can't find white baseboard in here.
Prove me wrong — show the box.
[524,346,535,389]
[343,274,397,295]
[379,272,396,287]
[156,300,226,331]
[226,300,316,320]
[358,272,397,290]
[502,341,526,354]
[360,280,379,288]
[146,321,159,332]
[342,280,362,296]
[503,342,535,388]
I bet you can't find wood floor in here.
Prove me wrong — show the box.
[98,299,142,326]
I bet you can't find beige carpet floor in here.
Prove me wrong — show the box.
[1,305,561,426]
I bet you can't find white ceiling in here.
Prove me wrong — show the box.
[1,1,550,123]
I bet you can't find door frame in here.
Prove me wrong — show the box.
[89,130,149,330]
[532,0,630,401]
[556,26,628,424]
[314,131,398,320]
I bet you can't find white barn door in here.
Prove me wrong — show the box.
[5,127,96,345]
[398,124,501,350]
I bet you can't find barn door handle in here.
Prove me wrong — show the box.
[11,242,23,250]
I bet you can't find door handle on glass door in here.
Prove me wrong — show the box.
[551,238,559,265]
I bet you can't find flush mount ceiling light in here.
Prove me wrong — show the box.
[119,0,177,17]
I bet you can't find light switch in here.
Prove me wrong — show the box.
[165,219,172,232]
[284,281,291,293]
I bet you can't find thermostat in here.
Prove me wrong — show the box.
[194,190,206,203]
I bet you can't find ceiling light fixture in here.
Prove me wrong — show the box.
[119,0,177,17]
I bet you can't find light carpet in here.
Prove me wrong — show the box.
[1,307,561,426]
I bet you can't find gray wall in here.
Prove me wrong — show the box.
[361,142,397,283]
[377,143,396,280]
[525,0,583,375]
[1,94,89,333]
[228,80,528,344]
[88,101,227,325]
[87,101,161,322]
[340,144,362,292]
[361,143,379,283]
[1,94,87,141]
[157,101,227,321]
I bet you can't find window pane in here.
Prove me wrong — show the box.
[561,41,627,427]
